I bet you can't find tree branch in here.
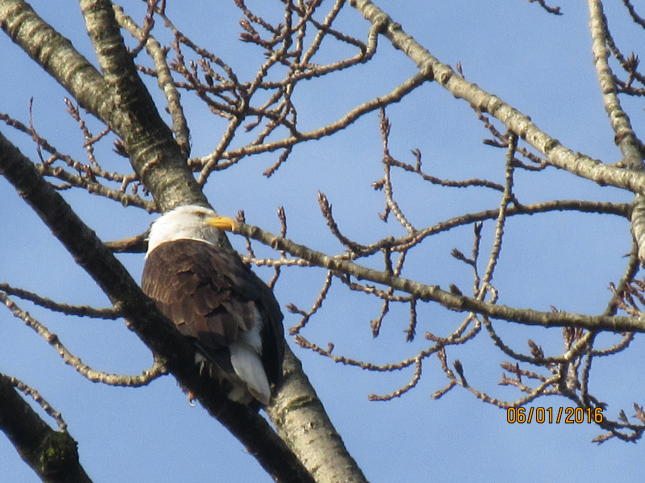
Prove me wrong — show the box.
[268,348,368,482]
[229,220,645,333]
[348,0,645,195]
[0,282,121,319]
[0,374,91,483]
[0,131,313,482]
[587,0,645,261]
[112,3,191,156]
[0,0,204,211]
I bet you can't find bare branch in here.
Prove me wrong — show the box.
[229,220,645,333]
[0,283,121,319]
[349,0,645,195]
[527,0,562,16]
[0,291,167,387]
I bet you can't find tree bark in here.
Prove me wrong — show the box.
[0,374,92,483]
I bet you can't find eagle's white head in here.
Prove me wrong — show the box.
[146,205,232,255]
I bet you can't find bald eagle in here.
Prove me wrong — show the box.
[142,205,284,406]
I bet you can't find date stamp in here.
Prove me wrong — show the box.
[506,406,604,424]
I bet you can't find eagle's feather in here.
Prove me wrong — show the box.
[142,206,284,405]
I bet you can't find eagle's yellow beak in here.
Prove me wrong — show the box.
[205,216,238,232]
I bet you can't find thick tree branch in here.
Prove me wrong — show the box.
[588,0,645,262]
[0,374,91,483]
[0,0,110,120]
[77,0,204,211]
[0,0,204,211]
[268,348,368,483]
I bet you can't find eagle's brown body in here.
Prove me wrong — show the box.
[142,205,284,405]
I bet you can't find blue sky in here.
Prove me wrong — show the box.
[1,1,644,481]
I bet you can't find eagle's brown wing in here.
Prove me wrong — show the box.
[141,239,284,390]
